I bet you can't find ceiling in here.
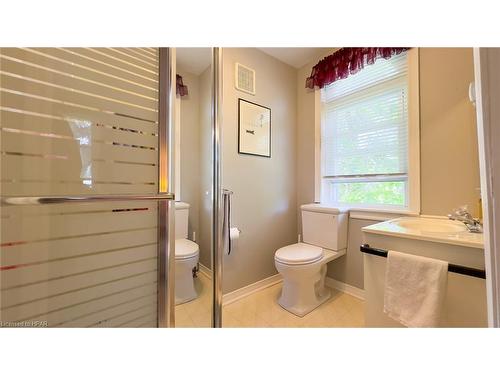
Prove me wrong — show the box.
[258,48,332,68]
[176,48,212,75]
[176,48,334,76]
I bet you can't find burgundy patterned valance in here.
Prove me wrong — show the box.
[305,47,410,89]
[176,74,188,97]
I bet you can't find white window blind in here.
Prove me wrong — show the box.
[321,52,409,208]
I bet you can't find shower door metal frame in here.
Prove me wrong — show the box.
[473,47,500,327]
[0,47,177,328]
[212,47,223,328]
[158,47,176,328]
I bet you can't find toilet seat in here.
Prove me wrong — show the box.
[175,238,199,260]
[275,243,323,265]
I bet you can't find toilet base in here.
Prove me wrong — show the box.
[275,249,346,317]
[278,287,331,317]
[175,256,199,305]
[277,263,333,317]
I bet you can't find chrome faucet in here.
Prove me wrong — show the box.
[448,206,483,233]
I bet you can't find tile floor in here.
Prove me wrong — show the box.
[175,273,365,328]
[175,272,213,328]
[222,283,365,328]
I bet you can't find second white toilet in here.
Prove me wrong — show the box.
[274,204,348,316]
[175,202,200,305]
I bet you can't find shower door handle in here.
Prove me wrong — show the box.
[1,193,175,206]
[222,189,233,255]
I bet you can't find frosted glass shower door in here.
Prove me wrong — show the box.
[0,48,174,328]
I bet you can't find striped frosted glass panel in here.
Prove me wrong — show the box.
[0,48,160,328]
[0,47,159,196]
[0,202,158,327]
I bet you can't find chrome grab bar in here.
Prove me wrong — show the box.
[1,193,175,206]
[222,189,233,255]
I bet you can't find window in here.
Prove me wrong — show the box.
[320,51,419,211]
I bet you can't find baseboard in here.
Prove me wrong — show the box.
[325,277,365,300]
[198,263,212,279]
[213,272,364,305]
[222,274,283,306]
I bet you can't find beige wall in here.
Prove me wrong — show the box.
[222,48,298,293]
[198,67,213,269]
[296,48,480,289]
[177,67,213,269]
[420,48,480,216]
[296,48,336,233]
[192,47,479,294]
[329,218,380,289]
[177,70,200,244]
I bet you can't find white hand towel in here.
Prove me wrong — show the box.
[384,251,448,328]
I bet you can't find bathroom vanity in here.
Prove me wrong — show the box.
[362,217,487,327]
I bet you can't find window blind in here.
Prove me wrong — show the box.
[321,52,409,207]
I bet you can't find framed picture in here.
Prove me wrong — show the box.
[238,98,271,158]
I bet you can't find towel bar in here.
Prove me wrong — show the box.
[360,244,486,279]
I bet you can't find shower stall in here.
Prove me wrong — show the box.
[0,47,225,328]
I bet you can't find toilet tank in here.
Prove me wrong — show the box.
[174,201,190,240]
[301,204,348,250]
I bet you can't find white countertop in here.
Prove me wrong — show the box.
[362,216,484,249]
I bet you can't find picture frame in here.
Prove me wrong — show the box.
[238,98,271,158]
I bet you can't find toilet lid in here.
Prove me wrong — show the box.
[175,239,199,260]
[275,243,323,265]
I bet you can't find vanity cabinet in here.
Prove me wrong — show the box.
[362,218,487,327]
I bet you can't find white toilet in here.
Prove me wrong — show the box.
[274,204,348,316]
[175,202,200,305]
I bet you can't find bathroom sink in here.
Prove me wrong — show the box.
[394,217,467,234]
[362,216,483,249]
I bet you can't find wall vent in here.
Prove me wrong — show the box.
[235,63,255,95]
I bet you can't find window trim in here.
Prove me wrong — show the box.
[314,48,420,214]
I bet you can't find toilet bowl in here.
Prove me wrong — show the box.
[274,204,348,316]
[175,238,200,305]
[275,243,344,316]
[174,202,200,305]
